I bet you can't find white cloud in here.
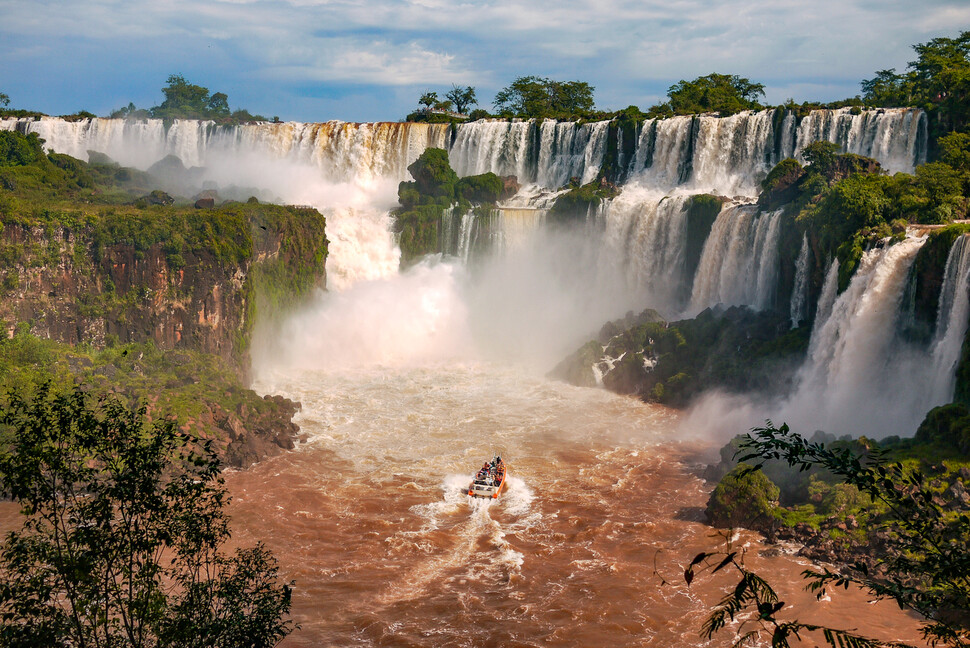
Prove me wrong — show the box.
[1,0,967,120]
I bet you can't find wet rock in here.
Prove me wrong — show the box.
[138,190,175,206]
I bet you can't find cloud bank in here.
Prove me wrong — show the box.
[1,0,968,122]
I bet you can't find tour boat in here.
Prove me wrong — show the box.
[468,457,506,498]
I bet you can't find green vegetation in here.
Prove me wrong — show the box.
[690,423,970,648]
[754,136,968,292]
[0,384,293,647]
[109,74,268,124]
[547,179,620,223]
[393,148,512,262]
[0,129,325,463]
[706,463,779,528]
[861,31,970,145]
[648,73,765,117]
[552,306,811,407]
[492,76,596,118]
[446,85,477,114]
[0,330,291,438]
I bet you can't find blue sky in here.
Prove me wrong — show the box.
[1,0,968,123]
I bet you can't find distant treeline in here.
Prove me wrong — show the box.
[0,74,275,125]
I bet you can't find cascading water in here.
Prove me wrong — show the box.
[594,192,692,312]
[924,235,970,405]
[0,107,935,645]
[789,235,928,436]
[790,234,811,328]
[448,119,611,188]
[815,258,840,328]
[794,107,927,173]
[689,206,783,313]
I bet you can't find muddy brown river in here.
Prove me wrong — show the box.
[224,362,926,647]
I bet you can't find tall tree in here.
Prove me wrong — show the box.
[418,91,439,110]
[0,384,293,648]
[655,73,765,116]
[0,92,9,108]
[445,85,477,114]
[493,76,595,118]
[152,74,212,119]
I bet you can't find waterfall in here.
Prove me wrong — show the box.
[689,206,783,312]
[448,119,610,188]
[814,258,840,329]
[793,108,926,173]
[0,116,452,183]
[440,206,547,261]
[595,192,691,312]
[790,234,810,327]
[925,235,970,404]
[790,235,927,436]
[621,107,926,196]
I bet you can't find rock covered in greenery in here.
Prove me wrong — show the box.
[0,332,304,467]
[393,147,518,263]
[552,306,809,407]
[759,158,805,210]
[757,139,968,295]
[706,464,780,528]
[0,130,327,465]
[547,179,620,222]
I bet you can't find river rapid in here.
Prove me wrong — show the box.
[223,262,926,648]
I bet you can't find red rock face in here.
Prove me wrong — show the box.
[0,224,252,368]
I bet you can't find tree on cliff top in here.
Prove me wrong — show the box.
[0,384,293,648]
[150,74,265,122]
[445,85,477,114]
[493,76,595,118]
[862,31,970,135]
[649,73,765,117]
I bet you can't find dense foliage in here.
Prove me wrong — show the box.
[393,148,511,262]
[492,76,596,118]
[109,75,269,124]
[861,31,970,140]
[446,85,477,114]
[649,73,765,117]
[694,424,970,648]
[0,384,293,647]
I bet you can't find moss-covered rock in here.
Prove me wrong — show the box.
[759,158,805,210]
[547,179,620,223]
[456,172,503,204]
[407,147,458,201]
[551,306,811,407]
[919,404,970,453]
[706,464,780,528]
[393,149,521,265]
